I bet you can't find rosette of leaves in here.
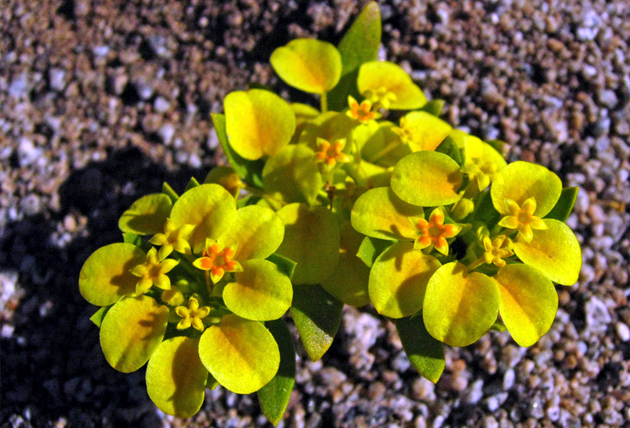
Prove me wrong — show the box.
[78,1,583,423]
[80,182,298,419]
[351,135,581,381]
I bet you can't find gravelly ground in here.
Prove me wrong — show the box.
[1,0,629,427]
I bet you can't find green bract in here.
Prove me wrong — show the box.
[79,2,582,423]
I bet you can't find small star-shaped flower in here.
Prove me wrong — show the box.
[482,235,514,268]
[363,86,397,110]
[498,197,547,243]
[192,239,242,284]
[346,95,381,123]
[130,247,179,295]
[149,219,195,260]
[315,137,351,170]
[175,297,210,332]
[414,207,462,256]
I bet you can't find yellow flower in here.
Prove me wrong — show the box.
[363,86,397,110]
[192,239,243,284]
[175,297,210,331]
[130,247,179,295]
[346,95,381,123]
[482,235,514,268]
[315,137,350,170]
[462,156,501,191]
[498,197,548,243]
[414,207,462,256]
[149,219,195,260]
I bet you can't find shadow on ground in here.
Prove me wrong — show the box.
[0,147,208,427]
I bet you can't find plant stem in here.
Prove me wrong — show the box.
[320,91,328,113]
[466,258,485,271]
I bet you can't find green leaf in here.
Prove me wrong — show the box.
[351,186,424,241]
[473,190,501,229]
[485,139,507,155]
[391,151,463,207]
[100,295,169,373]
[495,264,558,347]
[218,205,285,262]
[513,219,582,286]
[435,136,464,167]
[118,193,172,235]
[184,177,200,192]
[258,319,296,426]
[199,315,280,394]
[545,187,579,222]
[420,99,445,117]
[423,262,499,347]
[162,182,179,203]
[271,39,342,94]
[223,259,293,321]
[358,61,427,110]
[328,2,381,111]
[211,113,265,189]
[169,183,237,253]
[224,89,296,160]
[356,236,393,268]
[396,315,445,383]
[369,241,441,318]
[89,305,111,328]
[491,161,562,217]
[146,337,208,418]
[354,121,410,168]
[79,243,146,306]
[321,221,370,307]
[290,284,343,361]
[266,253,297,280]
[121,232,152,253]
[262,144,323,206]
[276,203,340,285]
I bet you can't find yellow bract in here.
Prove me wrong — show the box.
[199,315,280,394]
[513,219,582,285]
[423,262,499,347]
[491,161,562,217]
[357,61,427,110]
[100,295,169,373]
[369,241,441,318]
[270,39,342,94]
[224,89,296,160]
[146,337,208,419]
[393,111,452,152]
[391,151,463,207]
[495,264,558,347]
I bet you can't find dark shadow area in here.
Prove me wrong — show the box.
[0,147,208,427]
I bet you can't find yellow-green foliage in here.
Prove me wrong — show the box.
[79,2,581,423]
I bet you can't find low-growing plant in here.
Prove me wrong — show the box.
[79,2,581,423]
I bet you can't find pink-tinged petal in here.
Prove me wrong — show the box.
[193,257,213,271]
[434,237,449,256]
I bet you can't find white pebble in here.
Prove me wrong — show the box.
[616,322,630,342]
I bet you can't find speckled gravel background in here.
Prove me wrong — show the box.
[1,1,629,427]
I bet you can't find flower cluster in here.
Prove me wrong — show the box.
[79,2,581,423]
